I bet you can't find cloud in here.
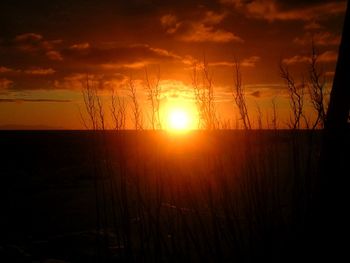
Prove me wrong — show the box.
[160,79,196,101]
[5,42,187,91]
[14,33,61,52]
[282,50,338,65]
[0,66,15,74]
[0,78,13,89]
[161,14,181,34]
[0,66,57,90]
[250,90,261,98]
[179,24,242,43]
[101,62,147,69]
[221,0,346,21]
[318,50,338,62]
[209,61,235,67]
[304,21,322,30]
[244,84,287,97]
[63,43,183,67]
[209,56,260,67]
[161,11,243,43]
[53,73,128,91]
[46,51,63,61]
[282,55,310,65]
[0,66,56,76]
[14,33,45,51]
[241,56,260,67]
[52,73,87,90]
[203,10,229,24]
[12,33,63,61]
[69,43,90,50]
[294,32,341,46]
[23,68,56,75]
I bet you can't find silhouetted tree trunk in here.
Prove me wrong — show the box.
[325,6,350,131]
[310,2,349,261]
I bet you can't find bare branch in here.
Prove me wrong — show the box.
[271,97,278,130]
[255,102,263,129]
[232,59,251,129]
[192,57,218,130]
[82,75,98,130]
[279,63,305,129]
[111,88,127,130]
[127,76,143,130]
[145,66,162,130]
[96,93,105,130]
[309,41,327,129]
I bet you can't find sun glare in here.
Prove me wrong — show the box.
[166,107,194,131]
[169,109,188,130]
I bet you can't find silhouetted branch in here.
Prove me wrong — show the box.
[111,88,127,130]
[271,97,278,130]
[82,75,98,130]
[232,59,251,129]
[309,41,327,129]
[145,66,162,130]
[96,92,105,130]
[192,57,218,130]
[255,103,263,129]
[127,76,143,130]
[279,63,305,129]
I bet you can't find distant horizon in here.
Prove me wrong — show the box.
[0,125,323,131]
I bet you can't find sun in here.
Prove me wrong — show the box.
[167,108,191,131]
[163,101,198,132]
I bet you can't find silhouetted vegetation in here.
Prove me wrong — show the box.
[0,130,327,263]
[192,59,218,130]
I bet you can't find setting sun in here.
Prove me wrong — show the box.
[0,0,346,261]
[168,109,189,131]
[166,107,196,131]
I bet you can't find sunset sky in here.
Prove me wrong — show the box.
[0,0,346,129]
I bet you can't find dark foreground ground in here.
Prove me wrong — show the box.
[0,130,346,262]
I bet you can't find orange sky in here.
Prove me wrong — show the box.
[0,0,346,129]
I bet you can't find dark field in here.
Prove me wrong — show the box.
[0,130,340,262]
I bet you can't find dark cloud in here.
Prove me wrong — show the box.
[0,0,221,38]
[282,50,338,65]
[0,66,56,77]
[0,36,188,90]
[62,43,182,65]
[46,50,63,61]
[0,33,64,64]
[0,0,344,92]
[209,56,260,68]
[161,11,243,43]
[282,55,310,65]
[0,78,13,90]
[0,65,58,90]
[13,33,62,53]
[250,90,261,98]
[294,31,340,46]
[220,0,346,21]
